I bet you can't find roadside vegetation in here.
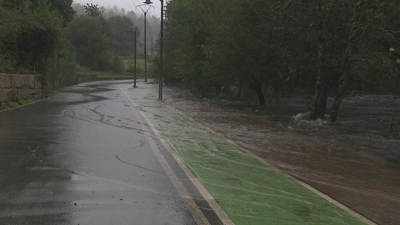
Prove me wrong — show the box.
[0,98,35,110]
[0,0,72,74]
[1,1,158,78]
[1,0,399,129]
[160,0,400,124]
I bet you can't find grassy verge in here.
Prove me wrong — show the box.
[0,98,35,110]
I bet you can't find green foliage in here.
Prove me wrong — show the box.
[0,97,34,110]
[164,0,400,110]
[49,0,75,27]
[110,55,124,73]
[65,15,113,71]
[0,104,10,110]
[17,98,34,105]
[0,0,67,73]
[76,64,92,74]
[381,114,400,136]
[164,0,210,94]
[83,3,103,17]
[108,15,139,56]
[8,101,20,108]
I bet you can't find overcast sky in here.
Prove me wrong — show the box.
[72,0,162,18]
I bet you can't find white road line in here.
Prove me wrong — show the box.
[145,133,211,225]
[119,86,233,224]
[162,99,377,225]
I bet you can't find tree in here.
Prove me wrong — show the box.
[163,0,399,116]
[49,0,74,26]
[65,15,113,70]
[72,3,85,15]
[108,15,139,56]
[83,3,102,17]
[126,10,137,21]
[0,0,67,73]
[164,0,211,96]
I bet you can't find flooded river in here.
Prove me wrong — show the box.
[143,84,400,225]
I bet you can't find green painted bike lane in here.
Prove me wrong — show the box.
[120,84,369,225]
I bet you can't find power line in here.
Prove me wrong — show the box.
[120,0,135,10]
[131,0,142,14]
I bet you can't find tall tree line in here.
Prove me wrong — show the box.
[0,0,74,73]
[72,3,160,57]
[65,3,144,72]
[163,0,400,122]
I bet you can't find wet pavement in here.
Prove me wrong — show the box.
[0,81,224,225]
[0,80,395,225]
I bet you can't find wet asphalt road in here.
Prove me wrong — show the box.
[0,81,222,225]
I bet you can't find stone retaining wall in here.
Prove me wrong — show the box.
[0,73,42,104]
[43,54,78,96]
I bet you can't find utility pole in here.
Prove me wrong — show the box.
[126,31,138,88]
[137,1,153,83]
[159,0,164,100]
[134,31,137,87]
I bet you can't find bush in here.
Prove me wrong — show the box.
[110,56,125,73]
[8,102,20,108]
[76,64,92,74]
[0,2,67,74]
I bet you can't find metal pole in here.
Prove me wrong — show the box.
[144,11,147,82]
[159,0,164,100]
[134,31,137,88]
[137,3,153,82]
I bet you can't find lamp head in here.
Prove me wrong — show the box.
[143,0,153,4]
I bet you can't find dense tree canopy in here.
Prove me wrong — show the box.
[108,15,140,56]
[162,0,400,121]
[65,14,113,71]
[0,0,67,73]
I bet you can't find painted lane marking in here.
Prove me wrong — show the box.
[161,97,377,225]
[145,133,211,225]
[119,86,233,225]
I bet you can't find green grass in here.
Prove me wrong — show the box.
[17,98,35,105]
[1,97,36,110]
[76,57,155,80]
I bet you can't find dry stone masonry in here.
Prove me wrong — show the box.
[0,73,42,104]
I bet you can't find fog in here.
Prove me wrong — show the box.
[72,0,162,18]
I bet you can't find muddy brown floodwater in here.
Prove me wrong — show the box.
[141,83,400,225]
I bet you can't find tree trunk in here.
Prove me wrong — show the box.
[252,82,265,105]
[310,16,326,120]
[330,70,348,122]
[215,84,221,96]
[330,8,359,122]
[237,86,242,98]
[316,81,328,119]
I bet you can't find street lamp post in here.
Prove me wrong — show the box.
[159,0,164,100]
[137,0,153,83]
[126,31,138,88]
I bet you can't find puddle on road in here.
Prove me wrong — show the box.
[136,83,400,225]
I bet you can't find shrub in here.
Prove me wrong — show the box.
[110,55,125,73]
